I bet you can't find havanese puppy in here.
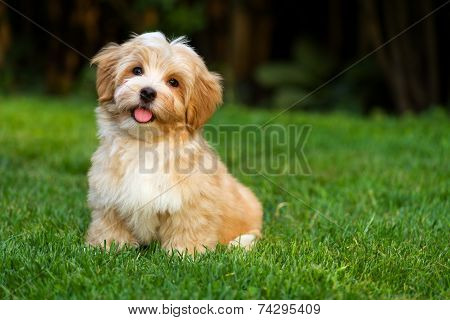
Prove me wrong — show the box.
[86,32,262,253]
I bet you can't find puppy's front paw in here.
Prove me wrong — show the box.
[162,242,209,255]
[86,209,139,250]
[86,237,139,250]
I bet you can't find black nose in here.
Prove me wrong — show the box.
[140,87,157,103]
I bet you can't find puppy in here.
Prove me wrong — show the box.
[86,32,262,253]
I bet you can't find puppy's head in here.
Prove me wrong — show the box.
[92,32,222,136]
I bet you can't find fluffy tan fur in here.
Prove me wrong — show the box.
[86,32,262,253]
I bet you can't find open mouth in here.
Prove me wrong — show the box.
[131,107,155,123]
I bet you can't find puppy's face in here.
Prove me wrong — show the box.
[92,32,222,137]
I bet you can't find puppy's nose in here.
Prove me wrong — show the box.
[140,87,157,103]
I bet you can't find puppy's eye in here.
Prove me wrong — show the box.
[168,78,179,88]
[132,67,143,76]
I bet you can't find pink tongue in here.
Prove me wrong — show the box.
[133,108,153,123]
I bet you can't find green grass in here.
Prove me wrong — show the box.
[0,95,449,299]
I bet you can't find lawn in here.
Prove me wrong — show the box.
[0,96,448,299]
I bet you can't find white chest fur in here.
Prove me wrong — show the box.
[88,137,184,221]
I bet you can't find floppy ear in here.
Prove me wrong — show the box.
[91,43,120,103]
[186,67,222,130]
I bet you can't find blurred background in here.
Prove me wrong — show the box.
[0,0,449,115]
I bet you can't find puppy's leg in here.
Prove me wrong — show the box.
[86,209,138,249]
[228,229,261,250]
[158,211,218,254]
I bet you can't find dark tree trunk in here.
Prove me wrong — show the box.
[0,3,11,68]
[362,0,443,113]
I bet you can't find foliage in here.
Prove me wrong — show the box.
[132,0,206,36]
[0,96,449,299]
[255,40,387,113]
[0,0,206,94]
